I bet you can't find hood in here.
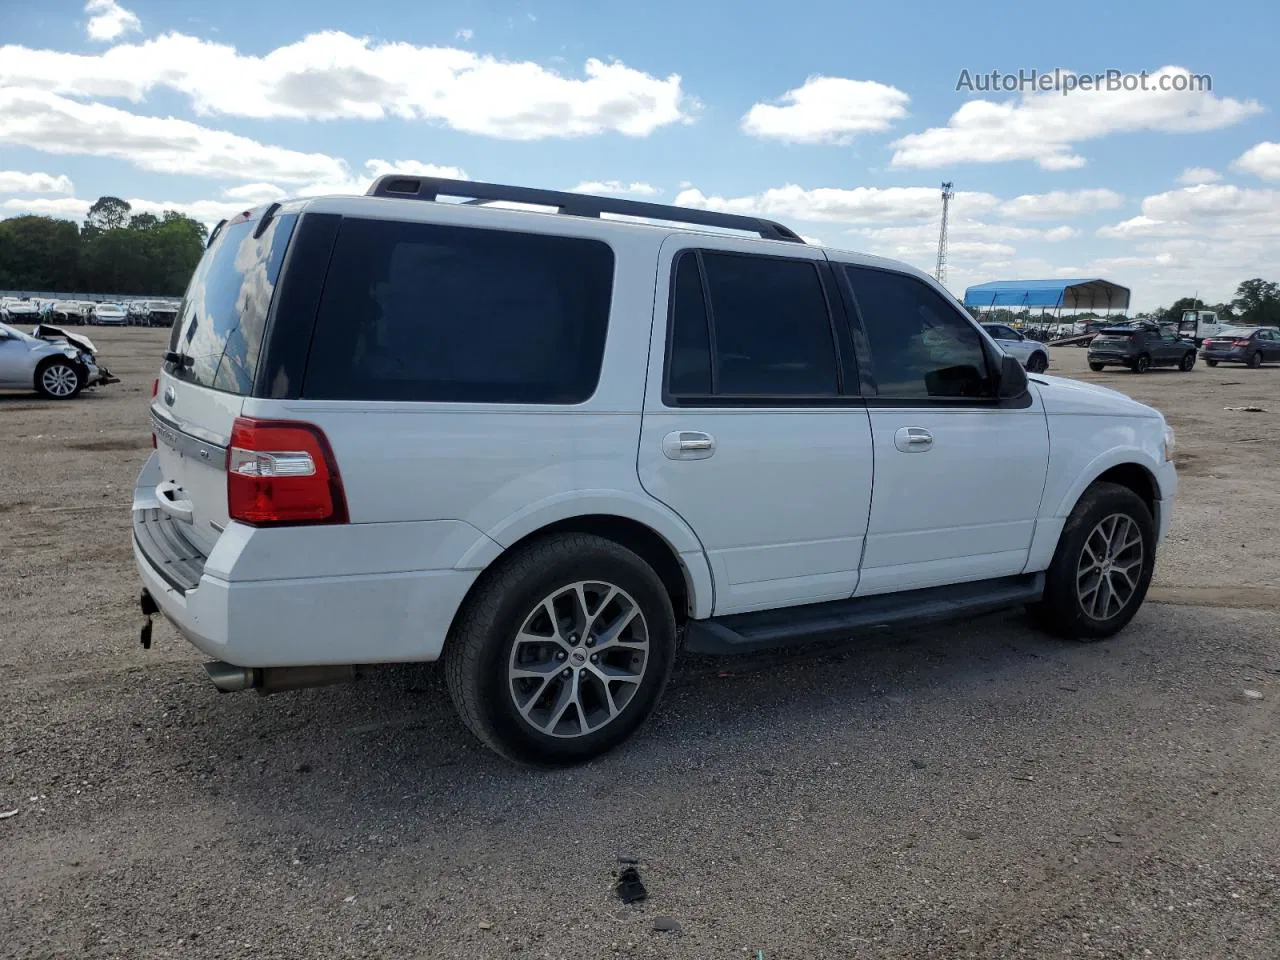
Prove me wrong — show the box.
[33,323,97,356]
[1030,374,1163,420]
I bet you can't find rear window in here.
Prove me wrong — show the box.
[302,218,615,404]
[168,213,298,394]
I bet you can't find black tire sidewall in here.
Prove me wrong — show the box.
[1180,352,1195,371]
[1089,363,1105,371]
[1205,359,1218,366]
[1040,485,1155,640]
[35,359,82,399]
[1250,352,1262,368]
[1133,354,1150,373]
[459,544,676,765]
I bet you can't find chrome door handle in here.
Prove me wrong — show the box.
[894,426,933,452]
[662,431,716,460]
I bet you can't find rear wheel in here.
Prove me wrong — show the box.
[1179,351,1196,372]
[35,358,83,399]
[1205,359,1218,367]
[1031,482,1154,641]
[1088,362,1105,372]
[444,533,677,766]
[1249,351,1263,369]
[1131,354,1151,374]
[1026,352,1048,373]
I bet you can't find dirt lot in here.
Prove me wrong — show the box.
[2,327,1278,959]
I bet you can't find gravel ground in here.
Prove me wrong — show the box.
[2,329,1278,959]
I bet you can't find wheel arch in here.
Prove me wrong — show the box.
[1053,452,1164,523]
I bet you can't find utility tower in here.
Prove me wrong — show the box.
[935,181,954,286]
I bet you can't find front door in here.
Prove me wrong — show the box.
[638,237,874,616]
[835,261,1050,596]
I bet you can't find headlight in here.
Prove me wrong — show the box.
[61,346,79,359]
[1163,424,1176,462]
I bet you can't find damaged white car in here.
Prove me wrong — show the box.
[0,322,119,399]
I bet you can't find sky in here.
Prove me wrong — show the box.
[0,0,1277,310]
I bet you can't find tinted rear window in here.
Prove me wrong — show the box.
[302,218,615,404]
[167,214,297,394]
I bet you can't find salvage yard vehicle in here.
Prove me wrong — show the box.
[1087,321,1197,373]
[90,302,128,325]
[1199,327,1280,368]
[1177,309,1232,347]
[143,300,179,327]
[51,300,88,325]
[132,178,1177,765]
[981,322,1050,372]
[0,320,115,398]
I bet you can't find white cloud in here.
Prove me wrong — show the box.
[742,77,909,144]
[0,87,349,183]
[0,170,74,194]
[0,32,694,139]
[1,196,92,217]
[847,218,1080,261]
[1232,142,1280,181]
[998,188,1125,219]
[571,180,661,197]
[84,0,140,43]
[675,184,1000,224]
[364,159,469,180]
[890,66,1262,170]
[221,183,289,204]
[1043,225,1080,242]
[455,28,474,41]
[1177,166,1221,185]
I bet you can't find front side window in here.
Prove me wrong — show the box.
[844,266,992,399]
[303,218,614,404]
[665,250,839,399]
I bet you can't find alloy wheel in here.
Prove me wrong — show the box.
[1076,513,1144,621]
[507,581,649,739]
[41,363,78,397]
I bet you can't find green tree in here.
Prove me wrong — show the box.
[0,216,80,290]
[1232,279,1280,325]
[129,212,160,231]
[86,196,132,232]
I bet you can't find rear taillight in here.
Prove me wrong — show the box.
[1234,339,1251,347]
[226,417,348,526]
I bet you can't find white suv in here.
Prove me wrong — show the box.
[133,177,1176,765]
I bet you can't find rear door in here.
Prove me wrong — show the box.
[637,238,873,616]
[150,210,298,553]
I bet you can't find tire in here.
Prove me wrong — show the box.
[1179,351,1196,372]
[1131,354,1150,374]
[1205,359,1218,367]
[1031,481,1155,641]
[444,533,678,766]
[1249,351,1263,369]
[35,358,83,399]
[1088,362,1105,372]
[1026,352,1048,373]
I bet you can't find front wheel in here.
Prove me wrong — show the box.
[1031,482,1155,641]
[1249,351,1263,369]
[444,533,677,766]
[1205,359,1218,367]
[1089,362,1105,372]
[1026,352,1048,373]
[1179,352,1196,372]
[35,359,83,399]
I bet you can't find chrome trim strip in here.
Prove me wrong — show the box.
[150,409,228,467]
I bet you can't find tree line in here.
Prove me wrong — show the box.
[0,196,208,296]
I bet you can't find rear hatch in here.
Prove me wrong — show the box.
[1091,329,1137,352]
[149,209,298,554]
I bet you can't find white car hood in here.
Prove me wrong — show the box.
[1030,373,1163,419]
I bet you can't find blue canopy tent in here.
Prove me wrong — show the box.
[963,278,1131,314]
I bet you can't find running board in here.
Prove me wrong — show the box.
[684,573,1044,655]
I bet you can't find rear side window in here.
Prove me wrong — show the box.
[665,250,839,399]
[303,218,614,404]
[845,265,991,399]
[168,214,297,395]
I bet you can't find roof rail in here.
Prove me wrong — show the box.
[364,176,805,244]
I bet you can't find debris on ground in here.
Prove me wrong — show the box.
[1104,834,1124,845]
[478,921,493,930]
[0,809,18,820]
[1224,406,1266,413]
[1243,689,1264,700]
[653,917,681,933]
[615,866,648,904]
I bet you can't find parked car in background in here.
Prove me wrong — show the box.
[981,322,1050,372]
[91,302,128,325]
[144,300,179,327]
[50,301,88,325]
[1199,327,1280,368]
[2,298,41,323]
[1088,321,1197,373]
[0,320,114,398]
[132,177,1177,765]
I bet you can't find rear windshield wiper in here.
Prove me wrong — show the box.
[164,350,193,369]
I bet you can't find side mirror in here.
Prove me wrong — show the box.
[997,353,1029,399]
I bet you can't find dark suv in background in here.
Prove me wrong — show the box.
[1199,327,1280,368]
[1088,321,1197,374]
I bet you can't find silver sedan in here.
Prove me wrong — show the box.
[0,322,107,399]
[981,323,1051,373]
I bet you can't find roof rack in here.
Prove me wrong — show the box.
[364,176,805,244]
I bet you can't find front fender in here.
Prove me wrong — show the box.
[454,489,716,619]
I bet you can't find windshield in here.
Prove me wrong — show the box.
[167,212,298,395]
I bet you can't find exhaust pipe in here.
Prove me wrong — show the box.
[203,661,356,694]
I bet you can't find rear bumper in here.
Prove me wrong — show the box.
[1198,350,1244,361]
[1087,353,1132,364]
[132,452,483,668]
